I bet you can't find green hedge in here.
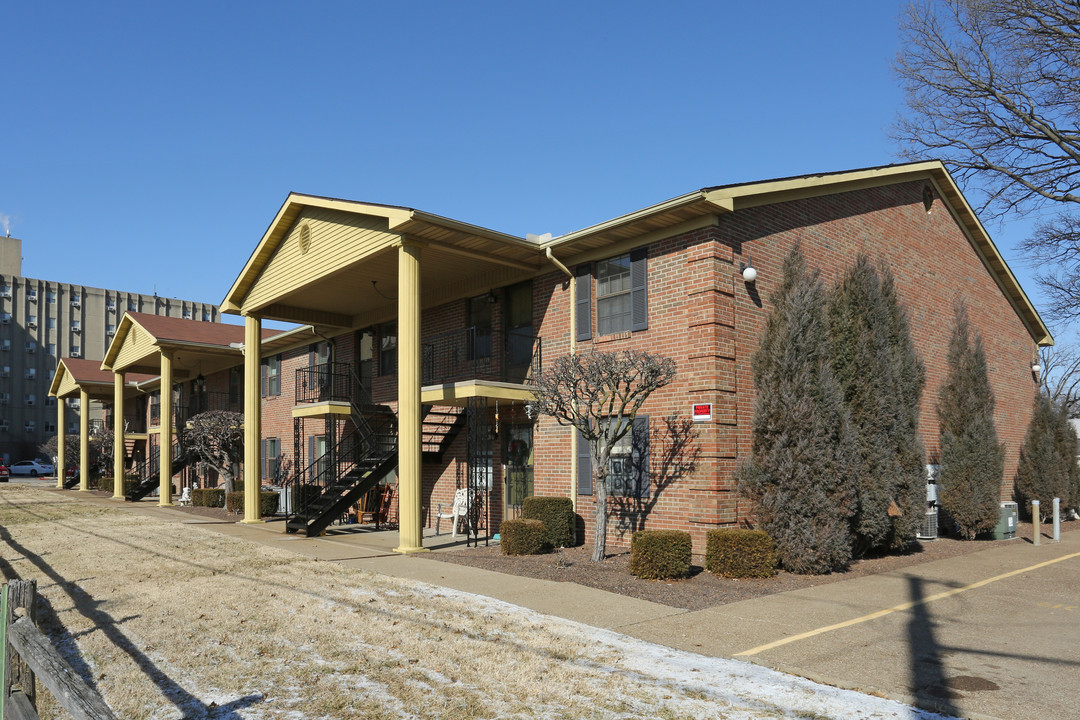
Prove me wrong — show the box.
[94,477,138,495]
[500,518,550,555]
[629,530,692,580]
[705,528,778,578]
[225,491,280,516]
[192,488,226,508]
[521,496,576,548]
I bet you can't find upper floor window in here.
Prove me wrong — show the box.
[46,290,56,304]
[261,355,281,397]
[128,300,138,312]
[379,323,397,376]
[576,248,648,341]
[46,317,56,330]
[202,309,212,322]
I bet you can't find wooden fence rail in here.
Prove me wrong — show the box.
[0,580,116,720]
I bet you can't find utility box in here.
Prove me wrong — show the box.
[993,501,1018,540]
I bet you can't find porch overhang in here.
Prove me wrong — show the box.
[292,401,352,419]
[49,358,150,401]
[421,380,535,407]
[221,193,546,327]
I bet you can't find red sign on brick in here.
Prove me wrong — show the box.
[692,403,712,422]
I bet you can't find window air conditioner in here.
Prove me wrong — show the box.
[0,290,10,299]
[71,351,81,358]
[71,299,81,308]
[24,423,35,432]
[27,321,37,329]
[28,293,37,303]
[25,397,34,406]
[72,326,81,334]
[25,343,35,353]
[0,394,9,404]
[0,316,9,324]
[0,423,8,432]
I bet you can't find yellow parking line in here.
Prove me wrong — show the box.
[736,551,1080,657]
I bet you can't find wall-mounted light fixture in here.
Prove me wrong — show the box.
[194,373,206,391]
[1031,359,1041,375]
[740,255,757,283]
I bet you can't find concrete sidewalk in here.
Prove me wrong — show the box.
[56,487,1080,720]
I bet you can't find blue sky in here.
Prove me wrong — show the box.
[0,1,1050,328]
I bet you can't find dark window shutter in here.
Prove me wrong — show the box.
[630,248,648,331]
[631,415,650,497]
[260,362,267,398]
[261,439,267,480]
[577,429,593,496]
[308,435,315,469]
[308,346,316,367]
[575,263,592,342]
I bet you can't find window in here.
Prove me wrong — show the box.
[576,248,647,341]
[182,307,192,319]
[47,343,56,356]
[0,366,8,377]
[202,309,212,322]
[45,421,55,433]
[70,345,80,356]
[25,394,35,406]
[106,323,115,335]
[72,320,81,332]
[261,355,281,397]
[46,396,56,407]
[262,437,281,480]
[27,289,37,302]
[228,367,240,404]
[0,312,8,324]
[379,323,397,376]
[1,339,9,351]
[67,423,78,434]
[46,317,55,330]
[468,294,493,359]
[577,416,650,498]
[27,313,37,326]
[128,300,138,312]
[25,341,35,353]
[46,290,56,304]
[25,368,36,380]
[106,297,115,310]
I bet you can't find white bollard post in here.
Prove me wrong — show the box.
[1033,500,1041,546]
[1053,497,1061,542]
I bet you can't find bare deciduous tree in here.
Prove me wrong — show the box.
[1038,343,1080,417]
[185,410,244,492]
[531,350,676,562]
[895,0,1080,319]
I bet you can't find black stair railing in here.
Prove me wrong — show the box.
[285,366,397,534]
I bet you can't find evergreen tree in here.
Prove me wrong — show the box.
[1016,394,1079,521]
[738,247,857,574]
[937,304,1004,539]
[829,257,926,555]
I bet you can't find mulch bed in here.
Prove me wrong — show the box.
[420,519,1078,611]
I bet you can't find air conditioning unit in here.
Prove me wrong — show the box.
[27,293,37,303]
[71,351,81,358]
[27,321,37,329]
[72,326,81,334]
[107,303,116,313]
[25,343,35,353]
[0,290,10,299]
[0,368,8,378]
[0,393,9,405]
[25,397,34,406]
[0,423,8,432]
[0,316,9,324]
[71,299,81,309]
[24,422,35,432]
[106,329,115,337]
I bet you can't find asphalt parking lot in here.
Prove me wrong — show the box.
[624,529,1080,720]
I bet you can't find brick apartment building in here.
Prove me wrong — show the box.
[213,161,1050,553]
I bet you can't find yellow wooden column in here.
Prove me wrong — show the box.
[56,398,65,489]
[113,370,125,499]
[394,240,426,554]
[159,350,174,506]
[242,315,263,524]
[78,388,90,492]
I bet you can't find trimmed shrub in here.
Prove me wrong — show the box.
[705,529,778,578]
[737,247,857,574]
[937,304,1004,539]
[224,491,280,516]
[521,496,575,548]
[192,488,226,508]
[1015,393,1078,520]
[629,530,692,580]
[500,518,550,555]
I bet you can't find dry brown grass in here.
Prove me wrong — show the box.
[0,486,910,720]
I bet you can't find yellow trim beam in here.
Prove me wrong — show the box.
[242,316,264,524]
[56,401,65,489]
[420,381,536,406]
[113,371,125,499]
[394,241,425,554]
[159,350,173,506]
[79,388,90,492]
[291,402,352,419]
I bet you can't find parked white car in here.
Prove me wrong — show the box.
[9,460,54,477]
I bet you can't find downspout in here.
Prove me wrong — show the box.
[545,248,577,512]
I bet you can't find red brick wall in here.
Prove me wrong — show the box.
[536,180,1040,552]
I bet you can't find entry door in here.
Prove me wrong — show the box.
[504,424,533,520]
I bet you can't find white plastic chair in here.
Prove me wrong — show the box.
[178,487,192,506]
[435,488,472,538]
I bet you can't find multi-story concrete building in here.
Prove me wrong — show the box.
[0,235,220,463]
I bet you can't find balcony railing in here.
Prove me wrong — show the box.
[186,391,243,416]
[296,363,354,405]
[422,327,541,386]
[124,413,147,434]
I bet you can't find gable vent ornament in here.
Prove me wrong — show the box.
[299,223,312,255]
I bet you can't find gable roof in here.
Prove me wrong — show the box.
[48,357,155,400]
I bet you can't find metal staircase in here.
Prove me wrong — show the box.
[285,372,398,537]
[421,405,464,460]
[125,443,189,502]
